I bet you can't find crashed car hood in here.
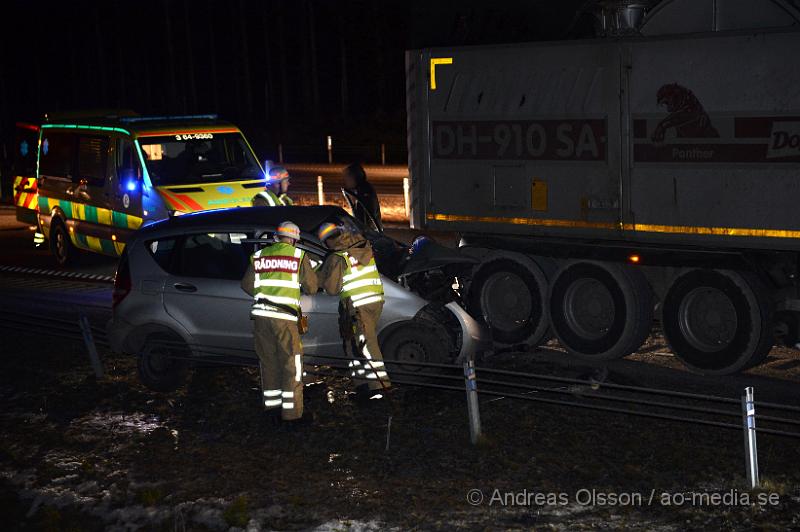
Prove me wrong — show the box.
[401,240,478,276]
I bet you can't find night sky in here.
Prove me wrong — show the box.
[1,0,590,158]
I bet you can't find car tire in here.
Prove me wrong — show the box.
[468,255,552,347]
[137,332,190,392]
[548,260,653,361]
[380,322,452,377]
[662,269,773,375]
[50,219,74,267]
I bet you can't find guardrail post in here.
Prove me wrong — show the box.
[78,314,104,379]
[381,143,386,165]
[741,387,759,489]
[317,175,324,205]
[278,143,284,164]
[327,135,333,164]
[463,356,482,445]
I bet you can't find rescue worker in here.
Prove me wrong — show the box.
[253,166,293,207]
[343,163,382,231]
[241,221,317,426]
[317,223,390,400]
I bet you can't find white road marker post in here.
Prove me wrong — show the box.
[327,135,333,164]
[79,314,104,379]
[402,177,411,220]
[317,175,324,205]
[741,387,760,489]
[463,355,482,445]
[381,143,386,165]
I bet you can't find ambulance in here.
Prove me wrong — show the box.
[12,122,41,226]
[36,113,265,265]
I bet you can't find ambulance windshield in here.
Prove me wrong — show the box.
[137,132,262,186]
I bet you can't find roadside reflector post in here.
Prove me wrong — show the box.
[741,387,759,489]
[381,143,386,165]
[463,355,482,445]
[278,143,284,164]
[327,135,333,164]
[79,314,104,379]
[403,177,411,220]
[317,175,325,205]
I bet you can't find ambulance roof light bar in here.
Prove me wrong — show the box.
[119,114,219,123]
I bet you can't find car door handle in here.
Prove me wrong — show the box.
[173,282,197,293]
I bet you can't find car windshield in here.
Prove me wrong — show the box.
[137,132,262,186]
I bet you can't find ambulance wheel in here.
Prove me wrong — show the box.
[137,333,190,392]
[50,220,74,267]
[549,260,653,360]
[468,255,552,346]
[662,269,773,375]
[380,322,450,376]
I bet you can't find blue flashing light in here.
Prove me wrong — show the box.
[126,180,138,192]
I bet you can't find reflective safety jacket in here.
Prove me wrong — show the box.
[337,251,384,308]
[251,242,305,321]
[253,189,291,207]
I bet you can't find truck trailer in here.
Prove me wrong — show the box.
[405,0,800,374]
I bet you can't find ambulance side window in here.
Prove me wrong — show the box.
[117,139,141,183]
[39,132,75,179]
[77,135,109,186]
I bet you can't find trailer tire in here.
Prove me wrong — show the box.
[662,269,773,375]
[468,255,551,346]
[549,261,653,360]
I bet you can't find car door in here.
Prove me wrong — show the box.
[162,231,255,358]
[108,138,144,238]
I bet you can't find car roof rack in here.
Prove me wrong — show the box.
[119,114,219,123]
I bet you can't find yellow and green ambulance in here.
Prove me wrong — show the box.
[36,114,266,265]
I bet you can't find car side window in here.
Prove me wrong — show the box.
[175,232,252,280]
[147,238,178,272]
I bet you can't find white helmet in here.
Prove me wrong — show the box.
[275,221,301,242]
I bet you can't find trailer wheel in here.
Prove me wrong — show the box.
[662,269,773,375]
[468,256,551,346]
[549,261,653,360]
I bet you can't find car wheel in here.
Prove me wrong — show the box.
[662,269,773,375]
[549,260,653,360]
[468,256,552,346]
[137,332,190,392]
[50,219,74,267]
[380,322,452,377]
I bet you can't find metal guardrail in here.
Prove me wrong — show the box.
[3,306,800,490]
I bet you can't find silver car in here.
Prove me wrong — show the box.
[107,206,491,391]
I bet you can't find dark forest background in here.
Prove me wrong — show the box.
[0,0,592,161]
